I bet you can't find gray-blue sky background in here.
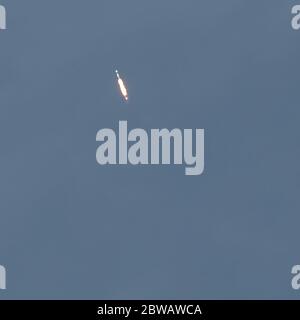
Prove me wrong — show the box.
[0,0,300,299]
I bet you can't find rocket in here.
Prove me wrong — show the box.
[115,70,129,101]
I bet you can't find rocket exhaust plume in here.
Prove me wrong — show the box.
[115,70,129,101]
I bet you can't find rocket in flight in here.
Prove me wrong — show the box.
[115,70,129,101]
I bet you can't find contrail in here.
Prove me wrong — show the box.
[115,70,128,101]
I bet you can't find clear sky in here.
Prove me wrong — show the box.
[0,0,299,299]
